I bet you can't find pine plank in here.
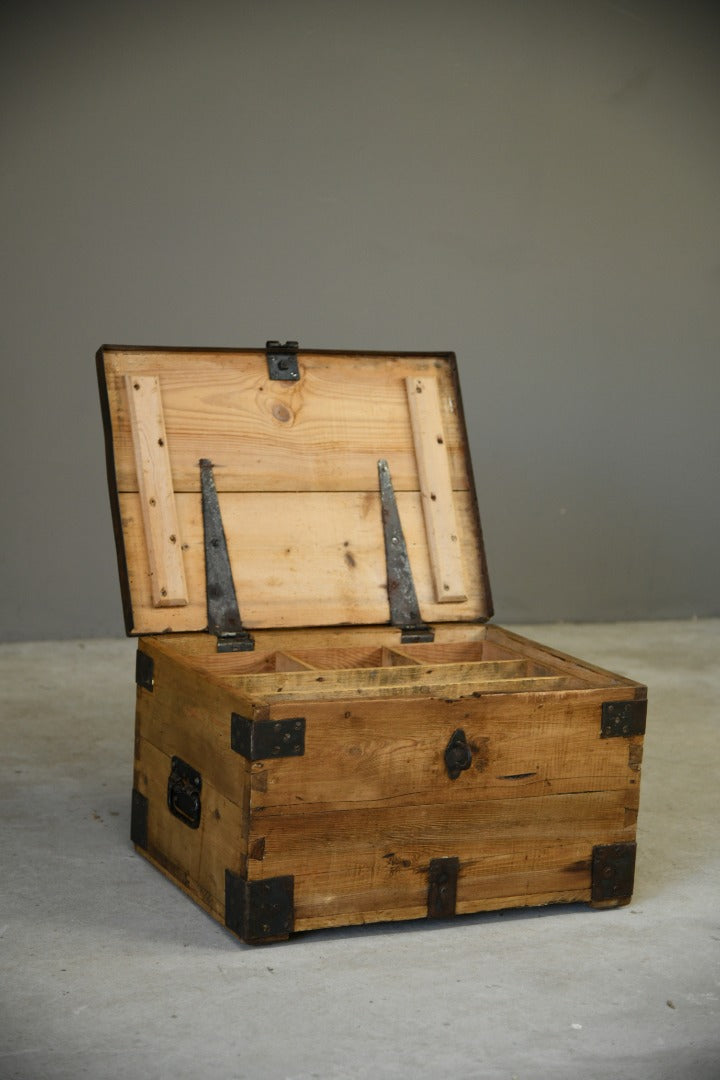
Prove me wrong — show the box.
[229,658,534,695]
[100,346,493,634]
[120,489,486,633]
[291,844,594,931]
[296,892,589,932]
[393,640,501,664]
[274,652,315,672]
[241,674,589,704]
[381,647,422,666]
[249,690,638,814]
[105,350,470,493]
[406,374,466,602]
[124,374,188,607]
[248,794,633,926]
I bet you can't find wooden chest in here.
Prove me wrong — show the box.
[98,342,647,944]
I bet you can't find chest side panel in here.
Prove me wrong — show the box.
[131,638,255,918]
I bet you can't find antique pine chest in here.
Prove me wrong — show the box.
[98,342,647,944]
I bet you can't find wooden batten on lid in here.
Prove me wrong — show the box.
[124,375,188,608]
[97,344,493,639]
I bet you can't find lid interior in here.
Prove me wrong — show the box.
[98,346,492,636]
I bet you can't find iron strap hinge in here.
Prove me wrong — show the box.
[200,458,255,652]
[266,340,300,381]
[377,458,434,644]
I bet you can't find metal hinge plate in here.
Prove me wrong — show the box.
[601,700,647,738]
[231,713,305,761]
[266,340,300,381]
[200,458,254,652]
[225,870,295,943]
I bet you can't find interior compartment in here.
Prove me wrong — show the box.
[391,640,515,664]
[221,652,591,704]
[169,650,315,675]
[284,646,420,669]
[151,623,634,705]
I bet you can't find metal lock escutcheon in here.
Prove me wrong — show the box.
[444,728,472,780]
[167,756,202,829]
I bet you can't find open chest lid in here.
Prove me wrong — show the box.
[97,343,492,645]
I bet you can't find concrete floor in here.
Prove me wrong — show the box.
[1,620,718,1080]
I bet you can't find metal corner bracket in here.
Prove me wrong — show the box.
[601,700,647,738]
[225,870,295,944]
[591,842,637,903]
[231,713,305,760]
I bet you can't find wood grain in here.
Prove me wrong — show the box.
[406,375,466,602]
[484,625,646,690]
[105,350,470,493]
[228,657,536,695]
[120,489,485,634]
[124,375,188,607]
[99,347,492,634]
[238,674,590,704]
[248,793,633,928]
[248,689,640,814]
[141,624,640,689]
[143,624,491,666]
[292,891,589,932]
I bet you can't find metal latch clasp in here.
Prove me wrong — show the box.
[444,729,472,780]
[266,340,300,381]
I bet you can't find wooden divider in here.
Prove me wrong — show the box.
[222,657,592,705]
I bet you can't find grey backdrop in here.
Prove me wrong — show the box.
[2,0,719,642]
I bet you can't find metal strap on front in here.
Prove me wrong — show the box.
[199,459,254,652]
[377,458,434,643]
